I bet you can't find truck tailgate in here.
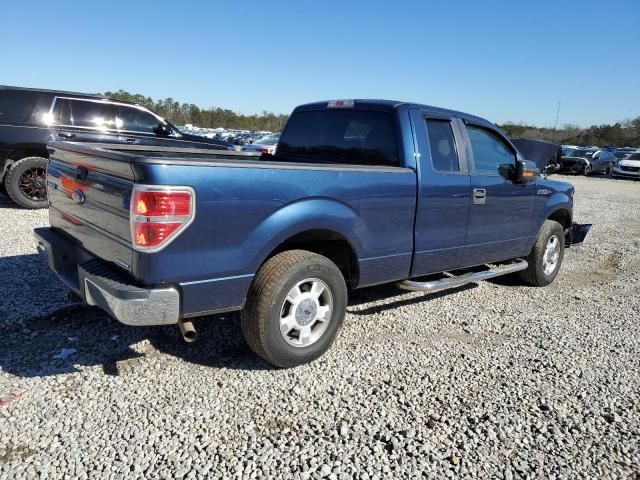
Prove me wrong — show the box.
[46,143,135,269]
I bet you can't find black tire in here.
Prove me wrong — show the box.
[241,249,348,368]
[5,157,48,209]
[519,220,565,287]
[583,164,592,176]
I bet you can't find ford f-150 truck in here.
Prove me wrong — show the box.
[35,99,590,368]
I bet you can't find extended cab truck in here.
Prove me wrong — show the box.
[35,100,590,368]
[0,86,232,209]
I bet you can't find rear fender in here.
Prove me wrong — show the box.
[248,198,365,273]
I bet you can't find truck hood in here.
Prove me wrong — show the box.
[510,138,562,172]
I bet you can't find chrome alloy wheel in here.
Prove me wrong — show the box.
[279,278,333,347]
[543,235,561,276]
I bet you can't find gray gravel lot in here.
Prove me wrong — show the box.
[1,175,639,479]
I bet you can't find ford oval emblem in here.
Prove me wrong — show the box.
[71,189,86,204]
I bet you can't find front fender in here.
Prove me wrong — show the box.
[534,190,573,233]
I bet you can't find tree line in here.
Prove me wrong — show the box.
[103,90,288,132]
[499,118,640,147]
[104,90,639,145]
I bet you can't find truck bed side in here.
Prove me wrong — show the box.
[45,143,417,317]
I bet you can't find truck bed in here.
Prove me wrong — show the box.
[45,141,417,317]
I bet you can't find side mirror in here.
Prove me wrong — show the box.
[515,159,540,183]
[153,123,172,136]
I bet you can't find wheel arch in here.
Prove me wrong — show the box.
[2,145,49,178]
[257,228,360,288]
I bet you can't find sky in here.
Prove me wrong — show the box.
[2,0,639,127]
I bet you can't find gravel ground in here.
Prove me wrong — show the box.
[1,175,639,479]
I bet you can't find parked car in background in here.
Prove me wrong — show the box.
[589,149,616,174]
[241,134,280,154]
[611,152,640,179]
[559,148,593,175]
[0,86,233,208]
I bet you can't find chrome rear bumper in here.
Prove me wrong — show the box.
[35,227,179,326]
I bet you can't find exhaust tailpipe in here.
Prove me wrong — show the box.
[178,319,197,342]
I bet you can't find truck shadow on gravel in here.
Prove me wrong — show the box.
[2,303,271,378]
[2,256,519,379]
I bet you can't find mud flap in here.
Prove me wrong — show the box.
[567,223,592,246]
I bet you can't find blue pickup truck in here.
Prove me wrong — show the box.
[35,100,590,367]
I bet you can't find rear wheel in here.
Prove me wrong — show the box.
[5,157,48,209]
[583,164,592,176]
[241,250,347,368]
[519,220,565,286]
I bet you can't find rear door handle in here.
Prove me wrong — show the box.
[57,132,75,139]
[473,188,486,205]
[122,138,139,144]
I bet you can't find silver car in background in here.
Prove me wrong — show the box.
[241,135,280,155]
[611,152,640,179]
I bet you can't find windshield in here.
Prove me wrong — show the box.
[570,150,591,158]
[627,153,640,160]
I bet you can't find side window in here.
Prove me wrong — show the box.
[466,125,515,174]
[68,99,118,130]
[117,106,161,134]
[425,119,460,172]
[51,98,72,125]
[0,91,52,125]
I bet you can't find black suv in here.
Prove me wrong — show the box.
[0,86,232,208]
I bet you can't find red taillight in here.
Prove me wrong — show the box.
[133,222,183,247]
[133,191,191,216]
[257,148,270,154]
[130,186,194,251]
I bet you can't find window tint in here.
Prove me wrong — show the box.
[425,119,459,172]
[0,90,54,125]
[51,98,72,125]
[278,110,399,166]
[68,99,118,130]
[466,126,515,174]
[117,106,160,133]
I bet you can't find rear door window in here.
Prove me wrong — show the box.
[0,90,53,125]
[277,110,399,166]
[425,119,460,172]
[67,99,118,130]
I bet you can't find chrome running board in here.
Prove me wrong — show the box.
[397,259,528,293]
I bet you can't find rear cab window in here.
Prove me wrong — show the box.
[277,109,399,166]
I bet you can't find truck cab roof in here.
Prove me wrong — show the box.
[294,99,494,129]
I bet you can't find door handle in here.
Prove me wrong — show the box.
[473,188,486,205]
[122,138,138,144]
[57,132,75,139]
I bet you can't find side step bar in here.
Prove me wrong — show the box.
[397,259,528,293]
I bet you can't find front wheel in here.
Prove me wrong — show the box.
[241,250,348,368]
[519,220,565,286]
[583,164,592,176]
